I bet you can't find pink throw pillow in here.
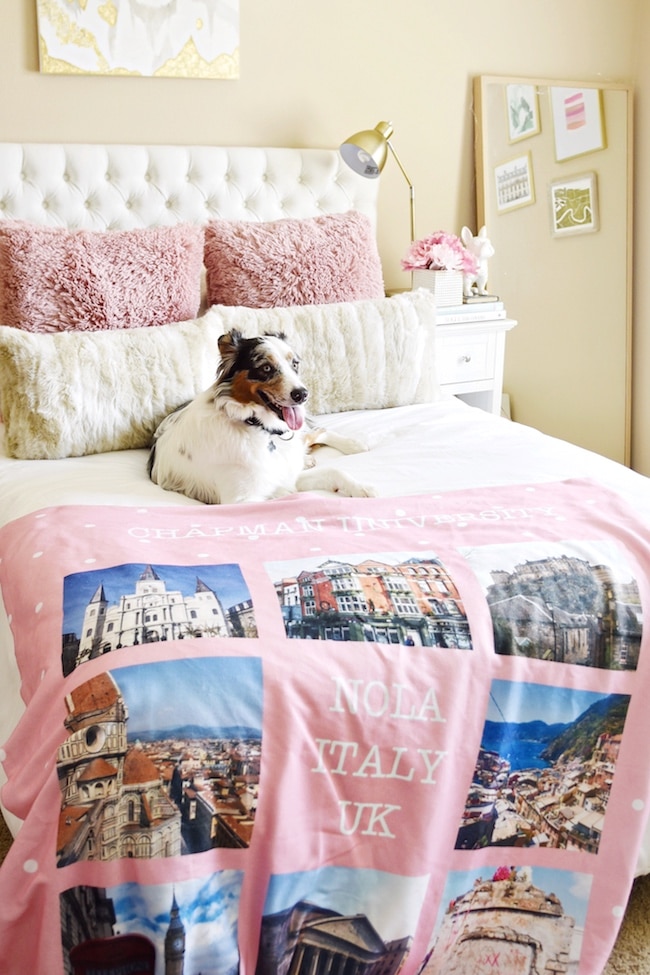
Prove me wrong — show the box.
[0,222,204,332]
[204,211,384,308]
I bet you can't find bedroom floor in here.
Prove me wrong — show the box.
[603,875,650,973]
[0,810,646,972]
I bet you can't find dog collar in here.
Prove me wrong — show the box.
[245,414,288,438]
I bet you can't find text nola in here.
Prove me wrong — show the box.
[310,676,448,838]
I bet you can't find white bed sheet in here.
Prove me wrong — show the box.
[1,398,648,518]
[1,397,650,867]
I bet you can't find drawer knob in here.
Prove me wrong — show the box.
[460,354,472,363]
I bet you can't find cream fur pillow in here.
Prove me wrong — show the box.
[0,317,222,459]
[0,291,439,460]
[209,289,439,415]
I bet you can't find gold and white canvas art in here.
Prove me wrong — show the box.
[36,0,239,79]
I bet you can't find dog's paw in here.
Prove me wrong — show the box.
[356,482,378,498]
[308,430,370,455]
[297,467,376,498]
[334,435,370,455]
[337,479,377,499]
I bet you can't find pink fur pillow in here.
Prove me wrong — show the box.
[204,210,384,307]
[0,222,204,332]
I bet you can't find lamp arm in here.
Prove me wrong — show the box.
[386,138,416,242]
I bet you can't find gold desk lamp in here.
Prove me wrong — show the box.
[339,120,415,242]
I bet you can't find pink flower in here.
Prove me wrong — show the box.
[492,866,513,882]
[401,231,479,274]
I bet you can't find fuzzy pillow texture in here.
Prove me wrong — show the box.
[0,291,438,460]
[209,289,439,415]
[0,222,204,332]
[204,211,385,308]
[0,318,219,459]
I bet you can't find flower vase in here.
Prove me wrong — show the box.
[412,269,463,307]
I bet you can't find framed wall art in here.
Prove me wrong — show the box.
[36,0,240,79]
[506,83,540,142]
[494,153,536,213]
[550,87,606,161]
[550,172,599,237]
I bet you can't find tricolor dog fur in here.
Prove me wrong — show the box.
[148,329,376,504]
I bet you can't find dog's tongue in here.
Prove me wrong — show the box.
[282,405,305,431]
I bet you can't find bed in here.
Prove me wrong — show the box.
[0,142,648,975]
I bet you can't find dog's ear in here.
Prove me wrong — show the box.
[217,330,245,379]
[218,329,244,354]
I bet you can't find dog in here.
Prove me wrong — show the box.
[148,329,376,504]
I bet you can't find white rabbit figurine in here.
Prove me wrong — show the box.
[461,225,495,297]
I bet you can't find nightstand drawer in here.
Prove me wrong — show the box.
[437,332,497,385]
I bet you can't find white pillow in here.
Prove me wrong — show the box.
[209,289,439,415]
[0,316,221,459]
[0,291,439,460]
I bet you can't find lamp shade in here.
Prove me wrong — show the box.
[339,119,415,243]
[339,121,394,178]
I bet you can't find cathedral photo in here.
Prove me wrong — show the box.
[62,562,257,675]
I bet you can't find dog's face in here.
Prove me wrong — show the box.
[216,330,308,431]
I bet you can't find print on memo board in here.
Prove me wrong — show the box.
[36,0,239,78]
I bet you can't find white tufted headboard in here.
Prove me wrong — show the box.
[0,143,379,231]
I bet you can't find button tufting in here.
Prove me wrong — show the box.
[1,145,379,250]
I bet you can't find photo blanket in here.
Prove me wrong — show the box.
[0,478,649,975]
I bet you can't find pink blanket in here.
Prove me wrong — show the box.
[0,479,648,974]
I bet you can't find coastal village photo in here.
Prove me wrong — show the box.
[456,679,630,852]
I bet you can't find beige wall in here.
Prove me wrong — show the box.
[632,2,650,473]
[476,79,632,465]
[1,1,647,470]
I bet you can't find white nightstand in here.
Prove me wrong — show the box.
[435,317,517,415]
